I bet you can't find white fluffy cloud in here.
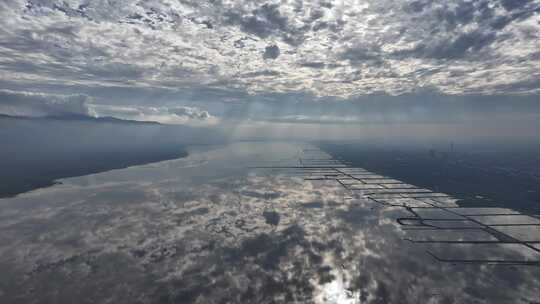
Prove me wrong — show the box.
[0,89,217,125]
[0,89,91,117]
[0,0,539,100]
[88,104,218,126]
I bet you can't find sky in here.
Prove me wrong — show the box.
[0,0,540,127]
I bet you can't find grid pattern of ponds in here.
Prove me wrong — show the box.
[254,147,540,266]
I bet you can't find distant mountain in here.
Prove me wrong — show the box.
[0,112,226,198]
[0,113,161,125]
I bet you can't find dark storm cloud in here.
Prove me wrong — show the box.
[394,30,497,60]
[405,1,428,13]
[222,2,310,46]
[263,45,280,60]
[500,0,532,10]
[300,61,326,69]
[242,70,281,77]
[339,47,381,63]
[83,63,147,80]
[227,3,289,38]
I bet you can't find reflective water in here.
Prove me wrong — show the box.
[0,142,539,303]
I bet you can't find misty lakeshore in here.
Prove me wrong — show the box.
[0,114,224,198]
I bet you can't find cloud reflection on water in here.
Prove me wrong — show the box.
[0,142,539,303]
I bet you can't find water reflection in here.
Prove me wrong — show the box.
[0,142,539,303]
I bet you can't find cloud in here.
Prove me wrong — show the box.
[0,0,539,102]
[168,107,211,120]
[0,89,217,126]
[393,30,497,60]
[263,44,280,60]
[223,3,306,45]
[89,104,218,126]
[0,89,91,117]
[500,0,532,11]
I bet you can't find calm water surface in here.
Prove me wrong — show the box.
[0,142,539,303]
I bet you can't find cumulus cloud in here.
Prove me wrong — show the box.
[89,104,217,126]
[168,107,211,120]
[0,89,91,117]
[0,89,217,125]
